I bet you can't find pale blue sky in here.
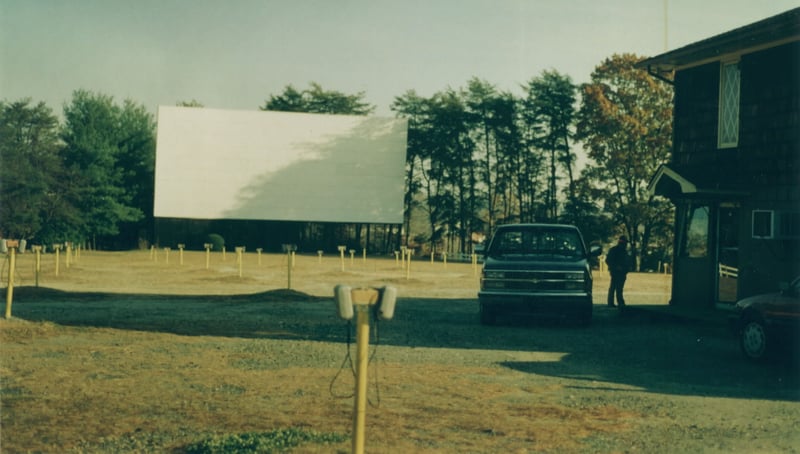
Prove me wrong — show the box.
[1,0,797,117]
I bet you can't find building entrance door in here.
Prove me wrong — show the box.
[717,205,739,304]
[672,203,715,308]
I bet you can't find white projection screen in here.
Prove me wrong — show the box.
[154,106,408,224]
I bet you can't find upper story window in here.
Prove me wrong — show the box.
[718,60,740,148]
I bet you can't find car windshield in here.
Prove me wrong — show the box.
[488,228,584,258]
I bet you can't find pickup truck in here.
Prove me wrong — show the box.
[478,223,601,325]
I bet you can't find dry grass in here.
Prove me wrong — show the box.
[1,318,639,452]
[0,250,668,452]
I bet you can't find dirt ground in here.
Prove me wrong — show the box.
[1,249,798,453]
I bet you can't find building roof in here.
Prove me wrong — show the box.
[637,7,800,75]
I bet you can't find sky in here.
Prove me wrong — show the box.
[1,0,798,118]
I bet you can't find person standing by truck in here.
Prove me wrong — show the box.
[606,236,630,309]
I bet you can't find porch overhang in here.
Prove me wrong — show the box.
[647,164,749,200]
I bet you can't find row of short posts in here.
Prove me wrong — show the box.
[1,240,69,318]
[5,242,80,318]
[154,243,273,273]
[150,243,472,289]
[393,246,414,279]
[51,243,81,276]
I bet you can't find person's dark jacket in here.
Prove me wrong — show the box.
[605,243,629,276]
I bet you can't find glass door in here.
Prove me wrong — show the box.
[717,205,739,303]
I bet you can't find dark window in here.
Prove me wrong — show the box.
[752,210,774,239]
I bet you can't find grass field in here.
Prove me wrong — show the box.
[1,249,737,454]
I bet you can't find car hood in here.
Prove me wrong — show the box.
[735,292,782,310]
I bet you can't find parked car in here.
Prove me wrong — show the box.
[731,276,800,361]
[478,223,601,325]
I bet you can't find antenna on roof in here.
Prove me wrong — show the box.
[664,0,669,51]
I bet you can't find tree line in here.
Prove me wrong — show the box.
[0,53,674,270]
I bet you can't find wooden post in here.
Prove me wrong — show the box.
[282,244,296,289]
[54,244,61,276]
[236,247,244,277]
[204,243,212,269]
[33,245,42,287]
[4,241,19,318]
[406,248,412,280]
[257,248,263,265]
[178,244,185,265]
[338,246,346,272]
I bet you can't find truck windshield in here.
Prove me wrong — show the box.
[488,228,584,258]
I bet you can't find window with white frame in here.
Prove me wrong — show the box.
[718,60,740,148]
[752,210,800,239]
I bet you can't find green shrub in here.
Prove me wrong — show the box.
[184,428,347,453]
[205,233,225,251]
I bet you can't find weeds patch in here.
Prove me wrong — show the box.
[183,427,347,453]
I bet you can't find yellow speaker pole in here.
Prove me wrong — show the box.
[65,243,72,268]
[406,249,411,280]
[164,247,170,264]
[204,243,212,270]
[282,244,296,289]
[178,244,185,265]
[350,288,379,454]
[33,245,42,287]
[236,247,244,278]
[317,250,323,264]
[54,244,61,276]
[287,250,292,289]
[4,241,19,319]
[257,248,263,266]
[338,246,346,272]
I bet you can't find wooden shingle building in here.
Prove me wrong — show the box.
[642,8,800,309]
